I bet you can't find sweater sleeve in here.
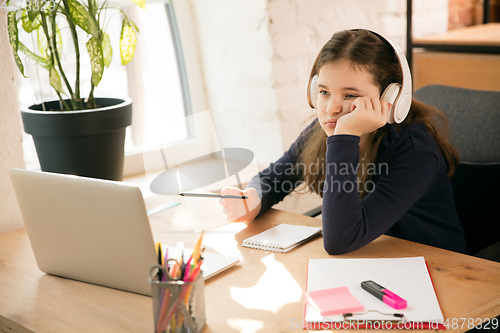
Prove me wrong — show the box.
[246,141,303,216]
[246,121,319,216]
[322,134,440,255]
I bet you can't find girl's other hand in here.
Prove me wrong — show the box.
[219,186,261,222]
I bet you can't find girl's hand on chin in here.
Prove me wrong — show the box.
[334,97,391,137]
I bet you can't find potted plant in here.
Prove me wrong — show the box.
[6,0,145,180]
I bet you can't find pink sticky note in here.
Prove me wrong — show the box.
[304,286,364,317]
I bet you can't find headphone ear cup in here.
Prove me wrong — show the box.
[381,83,401,124]
[309,75,319,109]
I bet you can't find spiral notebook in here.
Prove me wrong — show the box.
[242,224,322,253]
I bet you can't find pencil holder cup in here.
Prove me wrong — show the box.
[149,266,206,333]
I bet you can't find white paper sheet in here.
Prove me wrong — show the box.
[305,257,444,325]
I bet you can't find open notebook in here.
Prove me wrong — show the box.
[304,257,445,329]
[242,224,322,253]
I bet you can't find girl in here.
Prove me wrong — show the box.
[220,29,467,254]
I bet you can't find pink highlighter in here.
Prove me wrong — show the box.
[361,280,407,310]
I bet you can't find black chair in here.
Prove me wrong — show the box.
[304,84,500,262]
[414,85,500,262]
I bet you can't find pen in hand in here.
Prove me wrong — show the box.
[178,193,248,199]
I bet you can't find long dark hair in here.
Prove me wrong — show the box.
[298,29,459,198]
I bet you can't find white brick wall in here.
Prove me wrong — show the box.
[0,13,26,233]
[192,0,448,163]
[413,0,450,38]
[191,0,283,164]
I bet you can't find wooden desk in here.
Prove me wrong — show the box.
[1,195,500,333]
[412,23,500,91]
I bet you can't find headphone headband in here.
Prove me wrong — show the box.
[366,30,412,123]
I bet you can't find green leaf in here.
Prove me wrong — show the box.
[120,19,136,65]
[27,0,46,21]
[28,7,40,22]
[45,10,62,56]
[129,19,139,33]
[55,25,63,54]
[128,0,145,9]
[49,65,65,94]
[36,20,62,63]
[13,53,25,77]
[119,10,139,32]
[7,11,25,76]
[102,32,112,68]
[86,36,104,86]
[41,0,56,11]
[19,42,50,69]
[37,26,48,58]
[7,12,19,53]
[21,10,41,33]
[67,0,100,38]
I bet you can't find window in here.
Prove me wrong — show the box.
[18,0,209,175]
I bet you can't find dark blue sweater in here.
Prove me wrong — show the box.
[247,121,467,254]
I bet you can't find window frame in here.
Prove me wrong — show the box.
[123,0,213,176]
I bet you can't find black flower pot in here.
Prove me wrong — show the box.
[21,98,132,181]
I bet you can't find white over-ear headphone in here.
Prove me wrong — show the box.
[309,29,412,124]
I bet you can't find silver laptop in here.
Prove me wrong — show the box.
[9,168,239,296]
